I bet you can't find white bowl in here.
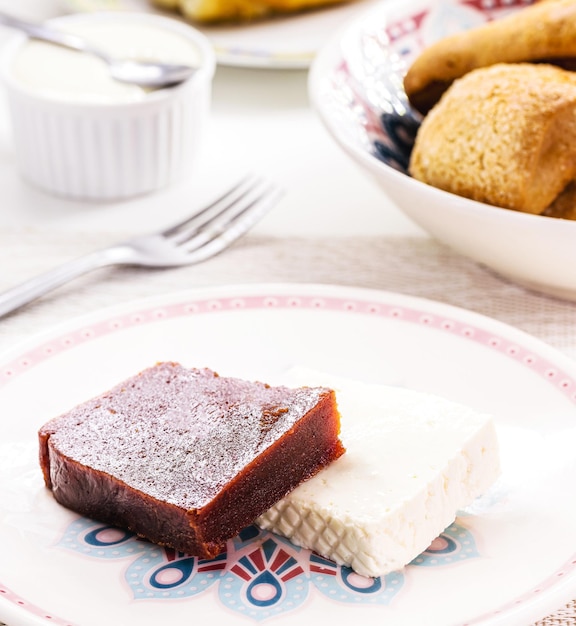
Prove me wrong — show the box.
[0,12,215,200]
[309,0,576,301]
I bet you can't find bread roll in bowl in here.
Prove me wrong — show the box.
[409,63,576,215]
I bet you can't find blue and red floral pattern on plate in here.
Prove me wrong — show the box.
[59,517,479,621]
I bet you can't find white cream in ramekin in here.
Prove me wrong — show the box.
[0,13,215,200]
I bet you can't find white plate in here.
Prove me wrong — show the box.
[61,0,383,68]
[2,283,576,626]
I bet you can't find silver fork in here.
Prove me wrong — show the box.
[0,176,283,319]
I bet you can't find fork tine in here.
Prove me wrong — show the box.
[179,182,284,264]
[169,177,279,247]
[162,175,260,239]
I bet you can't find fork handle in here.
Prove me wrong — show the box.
[0,249,119,319]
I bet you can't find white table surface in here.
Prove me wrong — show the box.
[0,2,575,626]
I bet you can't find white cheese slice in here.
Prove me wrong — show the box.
[257,369,500,578]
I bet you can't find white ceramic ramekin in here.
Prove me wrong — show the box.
[0,12,215,200]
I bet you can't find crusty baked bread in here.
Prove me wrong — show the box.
[542,181,576,219]
[152,0,349,23]
[38,362,345,559]
[409,63,576,215]
[404,0,576,114]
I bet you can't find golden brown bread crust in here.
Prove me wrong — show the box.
[151,0,350,23]
[542,181,576,219]
[404,0,576,114]
[408,63,576,215]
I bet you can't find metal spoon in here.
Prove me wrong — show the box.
[0,12,197,88]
